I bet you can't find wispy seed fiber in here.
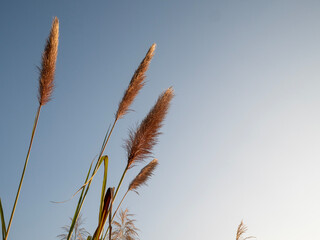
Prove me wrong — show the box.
[116,44,156,119]
[38,17,59,106]
[129,159,158,193]
[126,87,174,168]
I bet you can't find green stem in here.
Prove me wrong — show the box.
[85,119,117,188]
[113,167,128,207]
[5,105,42,240]
[112,190,128,224]
[67,118,118,240]
[66,160,94,240]
[67,180,90,240]
[108,189,114,240]
[99,156,109,222]
[102,190,129,240]
[101,167,129,240]
[96,119,117,169]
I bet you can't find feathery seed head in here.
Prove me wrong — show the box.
[128,159,158,193]
[126,87,174,168]
[236,221,255,240]
[38,17,59,106]
[116,44,156,119]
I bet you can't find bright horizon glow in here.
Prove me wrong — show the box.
[1,1,320,239]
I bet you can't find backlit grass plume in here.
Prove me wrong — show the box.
[126,87,174,169]
[102,88,173,237]
[128,159,158,193]
[116,43,156,120]
[111,209,139,240]
[69,44,156,200]
[100,88,173,240]
[3,17,59,240]
[64,44,159,240]
[3,17,173,240]
[38,16,59,106]
[236,220,255,240]
[102,159,158,239]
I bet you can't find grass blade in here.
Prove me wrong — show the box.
[99,156,109,222]
[93,188,113,240]
[5,105,41,240]
[0,198,6,240]
[66,159,94,240]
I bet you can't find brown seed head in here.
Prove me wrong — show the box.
[116,44,156,119]
[128,159,158,193]
[38,17,59,106]
[236,220,255,240]
[126,87,174,168]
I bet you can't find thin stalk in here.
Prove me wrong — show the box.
[101,167,129,240]
[98,119,117,166]
[112,166,128,209]
[67,118,118,240]
[5,105,42,240]
[108,189,113,240]
[99,156,109,222]
[82,119,117,189]
[112,190,128,224]
[66,160,93,240]
[102,190,129,240]
[67,180,90,240]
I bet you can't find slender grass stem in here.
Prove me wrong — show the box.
[66,160,93,240]
[5,105,42,240]
[108,189,114,240]
[98,119,117,164]
[113,167,128,204]
[102,190,129,240]
[83,119,117,189]
[66,179,91,240]
[67,118,118,240]
[99,156,109,222]
[101,167,129,240]
[112,190,128,224]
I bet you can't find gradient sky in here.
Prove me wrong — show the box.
[1,1,320,240]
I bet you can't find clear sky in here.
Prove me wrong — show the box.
[1,1,320,239]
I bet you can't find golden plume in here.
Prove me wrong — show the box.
[236,220,255,240]
[116,44,156,119]
[128,159,158,193]
[126,87,174,168]
[38,17,59,106]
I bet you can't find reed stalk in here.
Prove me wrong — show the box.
[108,190,113,240]
[100,88,173,238]
[102,159,158,240]
[102,191,128,240]
[236,221,255,240]
[4,17,59,240]
[5,106,41,240]
[92,188,113,240]
[67,44,156,240]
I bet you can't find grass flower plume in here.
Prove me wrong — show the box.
[116,44,156,120]
[126,87,174,169]
[38,16,59,106]
[129,159,158,194]
[236,220,255,240]
[3,17,59,240]
[2,16,174,240]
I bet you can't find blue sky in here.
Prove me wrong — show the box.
[1,1,320,239]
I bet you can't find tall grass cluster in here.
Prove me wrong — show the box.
[0,17,173,240]
[0,17,256,240]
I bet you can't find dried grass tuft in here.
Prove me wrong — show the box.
[38,17,59,106]
[126,87,174,168]
[116,44,156,119]
[128,159,158,193]
[236,220,255,240]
